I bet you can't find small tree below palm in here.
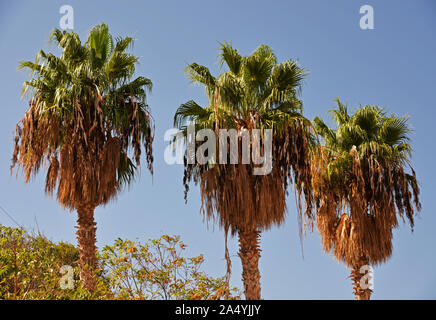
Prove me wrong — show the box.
[100,235,240,300]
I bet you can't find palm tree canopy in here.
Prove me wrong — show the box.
[314,98,411,165]
[175,43,308,133]
[312,99,421,267]
[174,43,313,235]
[11,23,154,210]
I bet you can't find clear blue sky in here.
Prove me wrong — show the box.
[0,0,435,299]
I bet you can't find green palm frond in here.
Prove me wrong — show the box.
[117,153,137,188]
[219,42,243,75]
[313,116,337,148]
[174,100,213,129]
[86,23,113,67]
[269,60,306,92]
[185,63,216,89]
[215,72,244,112]
[379,115,411,146]
[328,97,349,126]
[242,45,275,90]
[113,36,134,53]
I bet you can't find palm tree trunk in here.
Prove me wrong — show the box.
[350,257,372,300]
[238,228,261,300]
[76,204,97,292]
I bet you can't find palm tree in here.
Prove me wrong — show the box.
[173,43,313,299]
[11,24,154,292]
[311,99,421,300]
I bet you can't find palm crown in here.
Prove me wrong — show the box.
[312,99,421,269]
[175,43,307,133]
[12,23,154,210]
[314,98,412,171]
[174,43,313,234]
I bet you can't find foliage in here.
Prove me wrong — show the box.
[0,225,239,300]
[313,98,415,191]
[100,235,240,300]
[0,225,111,299]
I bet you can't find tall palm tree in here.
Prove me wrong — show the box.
[11,24,154,291]
[174,43,313,299]
[311,99,421,300]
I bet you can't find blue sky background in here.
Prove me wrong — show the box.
[0,0,435,299]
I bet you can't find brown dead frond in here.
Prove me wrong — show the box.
[183,118,313,236]
[312,146,421,268]
[11,97,153,211]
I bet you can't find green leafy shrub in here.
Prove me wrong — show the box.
[100,235,240,300]
[0,225,239,300]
